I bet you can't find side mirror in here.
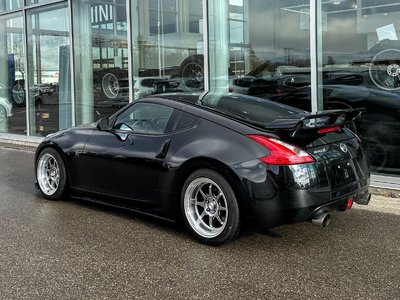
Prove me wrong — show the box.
[96,117,110,131]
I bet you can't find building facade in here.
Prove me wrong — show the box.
[0,0,399,188]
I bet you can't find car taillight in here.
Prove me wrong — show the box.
[248,135,315,165]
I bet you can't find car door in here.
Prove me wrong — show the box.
[74,102,177,205]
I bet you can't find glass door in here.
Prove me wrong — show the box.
[26,3,71,136]
[0,13,25,134]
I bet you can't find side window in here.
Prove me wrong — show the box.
[177,112,198,130]
[114,103,174,134]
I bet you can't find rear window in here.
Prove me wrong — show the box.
[201,93,304,124]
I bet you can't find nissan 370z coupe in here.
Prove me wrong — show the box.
[35,93,371,245]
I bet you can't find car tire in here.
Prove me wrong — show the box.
[181,169,240,245]
[363,137,388,171]
[12,80,26,107]
[178,54,204,92]
[102,73,120,99]
[36,148,68,200]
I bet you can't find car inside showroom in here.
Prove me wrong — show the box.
[0,0,399,188]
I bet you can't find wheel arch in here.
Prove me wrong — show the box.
[172,157,251,219]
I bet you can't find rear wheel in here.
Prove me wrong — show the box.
[36,148,68,200]
[181,169,240,245]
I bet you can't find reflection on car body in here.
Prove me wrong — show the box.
[35,93,370,245]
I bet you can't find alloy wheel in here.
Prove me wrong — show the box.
[12,83,25,105]
[184,177,228,238]
[102,73,120,98]
[37,153,60,196]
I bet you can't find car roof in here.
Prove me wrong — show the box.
[136,93,302,135]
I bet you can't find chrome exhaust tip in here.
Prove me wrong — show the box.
[311,213,331,227]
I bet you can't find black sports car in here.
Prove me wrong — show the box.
[35,93,370,245]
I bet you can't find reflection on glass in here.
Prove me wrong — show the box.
[26,5,71,136]
[0,13,26,134]
[131,0,204,100]
[26,0,54,5]
[209,0,311,98]
[0,0,23,12]
[73,0,129,125]
[316,0,400,176]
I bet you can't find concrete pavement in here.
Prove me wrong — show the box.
[0,146,399,300]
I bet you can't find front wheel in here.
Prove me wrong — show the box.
[181,169,240,245]
[36,148,68,200]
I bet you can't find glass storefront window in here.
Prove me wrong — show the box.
[73,0,129,126]
[189,0,203,33]
[149,0,178,34]
[26,4,71,136]
[26,0,59,5]
[0,13,26,134]
[278,0,400,177]
[0,0,23,12]
[208,0,311,98]
[131,0,204,100]
[321,0,400,176]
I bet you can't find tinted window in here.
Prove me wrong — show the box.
[177,112,198,130]
[202,94,304,124]
[114,103,174,134]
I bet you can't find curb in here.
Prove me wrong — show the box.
[0,139,39,152]
[369,187,400,199]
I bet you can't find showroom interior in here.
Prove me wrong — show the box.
[0,0,399,189]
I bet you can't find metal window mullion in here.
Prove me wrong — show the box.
[126,0,133,103]
[67,0,75,126]
[310,0,318,113]
[23,7,30,136]
[200,0,209,98]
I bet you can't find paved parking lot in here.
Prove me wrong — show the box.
[0,146,399,300]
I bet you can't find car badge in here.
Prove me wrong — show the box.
[340,143,348,153]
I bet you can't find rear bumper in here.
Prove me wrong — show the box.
[231,157,370,229]
[250,186,370,230]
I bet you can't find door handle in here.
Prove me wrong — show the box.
[156,138,171,159]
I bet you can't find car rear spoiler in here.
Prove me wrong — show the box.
[265,108,364,145]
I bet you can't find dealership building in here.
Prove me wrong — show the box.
[0,0,399,189]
